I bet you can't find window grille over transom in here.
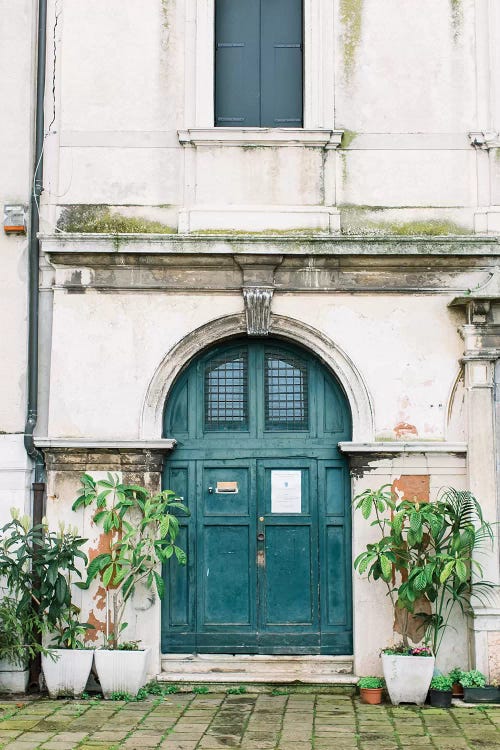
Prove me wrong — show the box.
[264,350,308,430]
[204,350,249,430]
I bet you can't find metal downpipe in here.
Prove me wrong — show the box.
[24,0,47,485]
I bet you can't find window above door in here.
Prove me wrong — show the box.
[180,0,338,139]
[215,0,303,128]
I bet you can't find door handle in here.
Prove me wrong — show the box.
[257,532,265,542]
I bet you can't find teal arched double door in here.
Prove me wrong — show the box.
[162,339,353,654]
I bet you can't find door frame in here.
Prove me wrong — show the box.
[161,336,354,655]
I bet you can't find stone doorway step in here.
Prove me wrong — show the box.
[159,654,357,685]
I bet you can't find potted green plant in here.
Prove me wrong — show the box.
[353,485,495,705]
[72,473,188,698]
[357,676,384,704]
[380,644,434,705]
[459,670,500,703]
[0,511,93,697]
[429,675,453,707]
[0,596,46,693]
[448,667,464,698]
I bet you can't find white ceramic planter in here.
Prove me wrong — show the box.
[382,654,435,705]
[42,649,94,698]
[94,648,151,698]
[0,658,29,693]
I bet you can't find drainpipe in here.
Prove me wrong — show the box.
[24,0,47,487]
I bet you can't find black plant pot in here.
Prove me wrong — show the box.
[429,689,452,708]
[463,686,500,704]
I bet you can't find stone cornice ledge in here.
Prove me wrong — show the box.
[35,438,176,451]
[39,234,500,257]
[338,442,467,454]
[178,128,343,148]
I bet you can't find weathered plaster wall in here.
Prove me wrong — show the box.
[46,290,463,442]
[273,294,463,441]
[0,0,35,520]
[41,0,500,233]
[47,292,243,438]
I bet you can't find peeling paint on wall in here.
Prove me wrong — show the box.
[393,422,418,439]
[392,474,430,503]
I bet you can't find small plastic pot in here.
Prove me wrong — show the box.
[360,687,383,705]
[429,689,452,708]
[463,686,500,704]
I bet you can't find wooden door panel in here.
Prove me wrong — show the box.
[264,525,313,625]
[202,525,251,626]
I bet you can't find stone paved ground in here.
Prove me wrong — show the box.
[0,693,498,750]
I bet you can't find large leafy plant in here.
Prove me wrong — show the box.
[0,511,91,653]
[72,473,189,648]
[353,485,495,656]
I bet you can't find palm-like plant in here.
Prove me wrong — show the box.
[353,485,495,655]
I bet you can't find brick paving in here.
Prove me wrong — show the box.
[0,692,497,750]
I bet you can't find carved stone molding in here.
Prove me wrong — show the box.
[243,287,274,336]
[468,131,500,150]
[450,269,500,325]
[40,444,174,474]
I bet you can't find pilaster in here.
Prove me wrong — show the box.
[450,272,500,680]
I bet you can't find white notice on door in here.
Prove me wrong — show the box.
[271,470,302,513]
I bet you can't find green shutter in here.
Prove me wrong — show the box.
[215,0,303,128]
[261,0,303,127]
[215,0,260,126]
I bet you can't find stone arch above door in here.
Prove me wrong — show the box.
[141,313,375,442]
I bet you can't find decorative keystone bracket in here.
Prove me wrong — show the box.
[449,270,500,357]
[243,287,274,336]
[449,269,500,323]
[468,131,500,150]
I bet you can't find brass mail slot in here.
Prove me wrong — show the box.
[216,481,239,494]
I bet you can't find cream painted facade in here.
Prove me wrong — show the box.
[1,0,500,682]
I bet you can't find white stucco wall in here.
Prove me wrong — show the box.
[0,0,35,517]
[47,290,464,443]
[40,0,500,233]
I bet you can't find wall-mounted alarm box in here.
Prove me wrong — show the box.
[3,205,27,235]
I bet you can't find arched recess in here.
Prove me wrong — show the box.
[141,313,375,442]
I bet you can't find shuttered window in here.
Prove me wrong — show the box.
[215,0,303,127]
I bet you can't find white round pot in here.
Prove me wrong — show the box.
[382,653,435,705]
[94,648,151,698]
[42,649,94,698]
[0,658,29,694]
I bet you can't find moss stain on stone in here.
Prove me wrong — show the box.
[339,0,363,83]
[57,205,176,234]
[191,228,327,236]
[340,130,358,149]
[340,210,473,236]
[450,0,462,41]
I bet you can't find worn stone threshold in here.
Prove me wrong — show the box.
[158,672,358,685]
[160,654,356,685]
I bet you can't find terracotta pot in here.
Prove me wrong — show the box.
[360,687,383,705]
[452,682,464,698]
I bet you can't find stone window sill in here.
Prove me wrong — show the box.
[178,128,343,149]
